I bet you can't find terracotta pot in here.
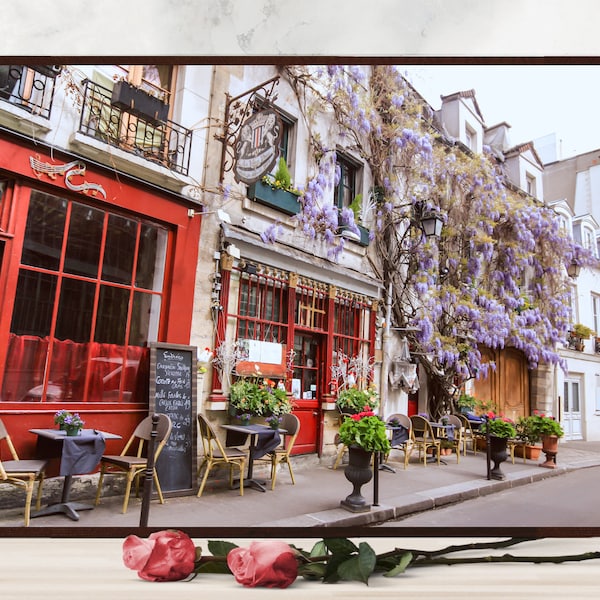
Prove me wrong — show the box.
[540,434,559,469]
[513,444,542,461]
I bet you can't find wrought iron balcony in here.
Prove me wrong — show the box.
[78,79,192,176]
[0,65,59,119]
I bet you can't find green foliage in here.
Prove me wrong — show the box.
[348,193,363,222]
[480,414,517,438]
[229,377,293,416]
[528,410,564,438]
[336,386,379,413]
[572,323,595,339]
[456,393,476,410]
[338,412,391,453]
[262,157,300,193]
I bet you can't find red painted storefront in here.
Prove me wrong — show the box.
[0,133,200,459]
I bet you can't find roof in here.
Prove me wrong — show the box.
[440,89,484,122]
[504,141,544,169]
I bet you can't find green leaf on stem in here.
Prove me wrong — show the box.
[383,552,413,577]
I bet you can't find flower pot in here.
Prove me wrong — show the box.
[540,434,559,469]
[111,80,169,125]
[340,445,373,513]
[489,435,509,480]
[513,444,542,461]
[64,426,82,437]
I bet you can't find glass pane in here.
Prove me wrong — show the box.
[55,278,95,342]
[64,202,104,277]
[136,223,166,291]
[95,285,130,345]
[563,382,569,412]
[129,291,161,346]
[22,191,67,270]
[572,382,580,412]
[10,270,57,336]
[102,214,136,284]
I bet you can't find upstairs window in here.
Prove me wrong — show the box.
[334,154,359,211]
[465,123,477,152]
[526,172,537,197]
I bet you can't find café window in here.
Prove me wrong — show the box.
[234,265,289,344]
[1,189,168,403]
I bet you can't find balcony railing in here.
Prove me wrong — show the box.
[78,79,192,176]
[0,65,58,119]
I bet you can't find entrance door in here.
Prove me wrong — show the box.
[291,333,322,454]
[563,378,583,440]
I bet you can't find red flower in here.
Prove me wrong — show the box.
[227,541,298,588]
[123,530,196,582]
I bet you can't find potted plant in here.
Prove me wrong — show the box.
[335,385,379,414]
[479,413,516,480]
[62,412,85,436]
[514,415,543,461]
[456,393,476,414]
[54,409,71,430]
[338,409,391,513]
[527,410,564,468]
[229,377,293,418]
[569,323,595,351]
[247,157,302,215]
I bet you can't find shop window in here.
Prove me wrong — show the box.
[1,189,168,403]
[235,267,288,344]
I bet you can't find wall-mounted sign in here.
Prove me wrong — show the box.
[30,156,107,199]
[233,108,282,184]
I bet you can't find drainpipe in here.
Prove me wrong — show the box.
[379,281,393,419]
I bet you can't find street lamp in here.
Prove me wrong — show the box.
[420,210,444,238]
[567,259,581,279]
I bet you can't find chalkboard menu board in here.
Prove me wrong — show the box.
[149,342,197,495]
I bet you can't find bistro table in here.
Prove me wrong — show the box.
[428,421,456,465]
[221,423,287,492]
[29,428,121,521]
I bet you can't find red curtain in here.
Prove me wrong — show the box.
[1,333,148,403]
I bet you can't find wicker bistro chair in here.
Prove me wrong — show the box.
[197,413,247,497]
[456,413,484,455]
[409,415,442,466]
[95,413,172,513]
[254,413,301,490]
[385,414,414,469]
[333,412,353,470]
[0,418,47,527]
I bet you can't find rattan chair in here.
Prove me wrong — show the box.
[95,413,172,513]
[254,413,301,490]
[409,415,441,466]
[455,413,480,455]
[0,418,47,526]
[385,413,413,469]
[197,413,247,497]
[443,415,463,463]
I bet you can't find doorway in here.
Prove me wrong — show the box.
[562,377,583,440]
[291,333,323,454]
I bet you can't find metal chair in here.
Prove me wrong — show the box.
[254,413,300,489]
[95,413,172,513]
[0,418,47,526]
[385,413,413,469]
[409,415,441,466]
[197,413,247,497]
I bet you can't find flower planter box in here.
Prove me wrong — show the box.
[111,80,169,125]
[513,443,542,461]
[247,180,301,215]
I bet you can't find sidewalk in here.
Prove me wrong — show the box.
[2,441,600,529]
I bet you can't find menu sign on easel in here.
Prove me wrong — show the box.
[149,342,197,495]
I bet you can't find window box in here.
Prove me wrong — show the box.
[338,224,370,246]
[247,179,301,215]
[29,65,62,78]
[111,80,169,125]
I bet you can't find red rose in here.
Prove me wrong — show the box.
[123,530,196,582]
[227,541,298,588]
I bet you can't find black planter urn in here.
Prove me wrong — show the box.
[340,445,373,513]
[489,435,509,480]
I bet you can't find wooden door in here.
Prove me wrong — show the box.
[473,348,529,419]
